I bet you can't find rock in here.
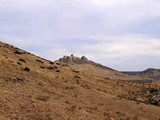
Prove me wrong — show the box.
[81,56,88,61]
[149,95,160,105]
[59,55,89,64]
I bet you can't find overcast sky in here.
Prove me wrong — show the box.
[0,0,160,71]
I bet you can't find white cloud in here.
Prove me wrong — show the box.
[80,35,160,58]
[0,0,57,7]
[86,0,143,7]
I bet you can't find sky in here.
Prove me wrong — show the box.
[0,0,160,71]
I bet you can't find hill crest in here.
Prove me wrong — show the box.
[59,54,89,64]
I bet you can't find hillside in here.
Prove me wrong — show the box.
[0,41,160,120]
[57,55,143,81]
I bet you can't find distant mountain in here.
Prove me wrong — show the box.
[123,68,160,80]
[142,68,160,75]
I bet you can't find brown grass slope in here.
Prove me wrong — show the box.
[0,41,160,120]
[57,55,144,81]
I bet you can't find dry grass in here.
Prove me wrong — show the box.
[0,41,160,120]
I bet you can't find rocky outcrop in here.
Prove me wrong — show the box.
[59,54,89,64]
[149,95,160,106]
[58,54,115,71]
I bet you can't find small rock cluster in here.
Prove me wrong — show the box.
[149,95,160,105]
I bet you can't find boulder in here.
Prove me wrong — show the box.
[81,56,88,61]
[149,95,160,105]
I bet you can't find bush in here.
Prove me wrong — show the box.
[17,62,22,66]
[56,70,60,72]
[49,61,54,65]
[16,77,26,83]
[24,67,30,72]
[54,66,58,69]
[19,58,26,63]
[36,59,44,64]
[74,76,81,79]
[56,63,60,65]
[149,88,159,94]
[40,66,45,69]
[14,50,25,54]
[47,66,54,70]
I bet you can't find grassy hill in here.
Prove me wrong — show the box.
[0,41,160,120]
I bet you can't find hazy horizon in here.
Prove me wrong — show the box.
[1,0,160,71]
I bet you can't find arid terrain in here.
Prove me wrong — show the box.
[0,41,160,120]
